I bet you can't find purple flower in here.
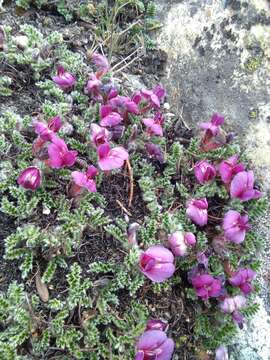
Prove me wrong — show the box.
[99,105,123,127]
[220,295,246,314]
[97,143,128,171]
[232,311,245,329]
[90,123,110,147]
[52,66,75,90]
[145,319,168,332]
[200,113,224,136]
[145,143,165,164]
[230,171,261,202]
[186,198,208,226]
[91,52,110,72]
[109,95,139,117]
[100,81,118,101]
[229,268,256,295]
[17,167,41,191]
[215,346,229,360]
[33,116,62,142]
[71,165,98,194]
[220,295,246,328]
[192,274,222,300]
[223,210,250,244]
[85,73,103,102]
[194,160,216,184]
[196,252,209,268]
[135,330,174,360]
[139,245,175,283]
[218,155,245,184]
[47,137,77,169]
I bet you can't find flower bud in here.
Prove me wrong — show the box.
[127,222,140,245]
[17,167,41,190]
[168,231,187,257]
[184,232,196,246]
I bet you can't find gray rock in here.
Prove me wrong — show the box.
[155,0,270,359]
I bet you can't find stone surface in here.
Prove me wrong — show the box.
[155,1,270,359]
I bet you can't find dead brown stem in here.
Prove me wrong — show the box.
[126,159,134,207]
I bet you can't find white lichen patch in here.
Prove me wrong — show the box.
[157,1,227,59]
[245,104,270,186]
[250,0,269,12]
[231,297,270,360]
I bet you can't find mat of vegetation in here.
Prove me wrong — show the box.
[0,1,267,359]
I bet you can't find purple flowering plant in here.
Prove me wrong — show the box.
[1,48,267,360]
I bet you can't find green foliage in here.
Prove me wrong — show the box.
[195,181,229,199]
[246,197,268,220]
[0,76,13,96]
[139,176,161,215]
[194,313,238,350]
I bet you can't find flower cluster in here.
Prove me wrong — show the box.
[17,53,166,200]
[135,114,262,358]
[15,53,263,359]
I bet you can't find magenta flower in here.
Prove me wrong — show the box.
[230,171,261,202]
[194,160,216,184]
[222,210,250,244]
[52,66,75,90]
[71,165,98,194]
[97,143,128,171]
[17,166,41,191]
[90,123,110,147]
[218,155,245,184]
[135,330,174,360]
[109,95,139,116]
[138,85,166,110]
[192,274,222,300]
[139,245,175,283]
[91,52,110,72]
[47,137,77,169]
[142,113,164,137]
[229,268,256,295]
[145,320,168,332]
[184,232,196,246]
[99,105,123,127]
[215,346,229,360]
[200,113,226,151]
[33,116,62,142]
[145,143,165,164]
[186,198,208,226]
[85,73,103,102]
[200,113,224,136]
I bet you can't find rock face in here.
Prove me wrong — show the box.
[155,1,270,359]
